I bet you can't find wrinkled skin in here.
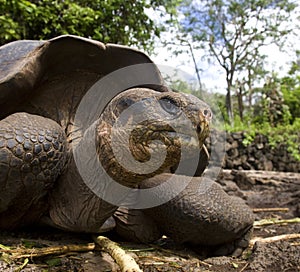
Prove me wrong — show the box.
[96,88,211,186]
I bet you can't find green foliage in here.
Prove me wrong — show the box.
[221,62,300,161]
[281,55,300,122]
[282,79,300,121]
[0,0,180,52]
[225,116,300,161]
[170,68,300,160]
[0,14,20,41]
[166,0,300,160]
[225,103,300,161]
[253,75,289,126]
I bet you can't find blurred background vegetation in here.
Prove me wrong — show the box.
[0,0,180,51]
[0,0,299,159]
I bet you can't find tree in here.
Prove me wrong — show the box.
[0,0,180,52]
[259,75,289,126]
[234,51,268,121]
[254,53,300,125]
[179,0,298,124]
[162,39,204,96]
[281,51,300,122]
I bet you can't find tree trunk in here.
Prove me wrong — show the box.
[187,42,203,98]
[226,71,234,125]
[225,66,235,125]
[237,85,244,122]
[226,88,233,124]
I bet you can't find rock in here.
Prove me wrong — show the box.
[205,131,300,173]
[232,133,243,140]
[253,150,263,160]
[228,148,239,159]
[256,143,264,149]
[263,160,273,171]
[242,161,252,170]
[233,171,255,190]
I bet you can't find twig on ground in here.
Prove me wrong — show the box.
[149,244,212,267]
[126,247,155,252]
[142,261,165,266]
[249,233,300,249]
[138,254,211,268]
[14,258,29,272]
[253,217,300,227]
[1,237,143,272]
[0,243,95,260]
[239,262,249,272]
[252,207,289,213]
[93,235,142,272]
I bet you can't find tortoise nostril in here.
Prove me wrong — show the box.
[197,124,202,134]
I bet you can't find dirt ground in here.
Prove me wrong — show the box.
[0,170,299,272]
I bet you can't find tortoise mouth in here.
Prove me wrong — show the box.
[166,132,200,148]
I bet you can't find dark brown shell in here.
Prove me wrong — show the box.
[0,35,165,119]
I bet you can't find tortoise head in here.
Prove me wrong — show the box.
[96,88,212,187]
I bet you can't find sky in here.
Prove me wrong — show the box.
[149,2,300,94]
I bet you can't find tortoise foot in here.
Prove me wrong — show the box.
[211,225,253,257]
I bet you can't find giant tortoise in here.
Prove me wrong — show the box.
[0,35,254,256]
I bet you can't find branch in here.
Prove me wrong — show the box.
[1,235,144,272]
[252,207,289,213]
[0,243,95,260]
[253,217,300,227]
[159,40,203,92]
[208,42,228,71]
[94,235,143,272]
[249,233,300,249]
[186,41,203,91]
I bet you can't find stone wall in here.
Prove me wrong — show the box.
[206,131,300,173]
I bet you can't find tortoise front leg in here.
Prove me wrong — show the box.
[0,112,67,228]
[114,173,254,255]
[141,173,254,255]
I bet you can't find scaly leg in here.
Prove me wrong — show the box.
[0,112,67,228]
[114,173,254,256]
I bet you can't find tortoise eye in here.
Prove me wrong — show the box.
[159,97,181,115]
[119,97,135,108]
